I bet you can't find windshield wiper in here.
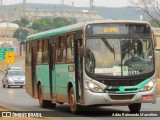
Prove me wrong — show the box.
[101,37,115,60]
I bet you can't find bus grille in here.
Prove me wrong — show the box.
[100,79,144,86]
[105,87,138,93]
[109,95,134,100]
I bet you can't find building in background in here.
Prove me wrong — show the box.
[0,22,20,55]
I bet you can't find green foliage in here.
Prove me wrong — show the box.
[52,17,71,28]
[31,17,77,32]
[13,28,29,42]
[32,18,53,32]
[12,17,78,40]
[70,18,77,24]
[13,18,30,27]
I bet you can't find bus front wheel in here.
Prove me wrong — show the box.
[128,103,141,112]
[69,88,79,113]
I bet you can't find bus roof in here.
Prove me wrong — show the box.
[27,22,85,41]
[27,20,150,41]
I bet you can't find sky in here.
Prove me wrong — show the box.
[2,0,133,7]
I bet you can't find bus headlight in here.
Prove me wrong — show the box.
[84,80,103,93]
[141,79,155,91]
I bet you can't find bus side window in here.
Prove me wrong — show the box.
[37,40,43,64]
[56,36,67,63]
[26,42,31,65]
[66,34,74,63]
[42,39,49,64]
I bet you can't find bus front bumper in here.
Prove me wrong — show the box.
[83,87,156,106]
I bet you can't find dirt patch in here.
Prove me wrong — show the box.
[15,56,25,61]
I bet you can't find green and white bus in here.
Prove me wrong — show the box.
[25,20,156,112]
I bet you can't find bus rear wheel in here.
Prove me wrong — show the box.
[38,85,56,108]
[69,88,79,113]
[128,103,141,112]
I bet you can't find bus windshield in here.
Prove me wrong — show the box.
[85,38,154,76]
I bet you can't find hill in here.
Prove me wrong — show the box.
[0,3,147,21]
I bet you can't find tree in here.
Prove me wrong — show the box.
[13,28,29,42]
[32,18,53,32]
[130,0,160,26]
[20,18,30,27]
[52,17,71,28]
[70,18,77,24]
[13,18,30,27]
[31,17,77,32]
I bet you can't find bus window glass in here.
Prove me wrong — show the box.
[86,38,154,76]
[26,42,31,65]
[86,39,121,76]
[56,37,67,63]
[37,40,43,64]
[122,38,154,76]
[42,39,49,63]
[66,34,74,63]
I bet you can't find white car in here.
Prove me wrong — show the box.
[2,69,25,88]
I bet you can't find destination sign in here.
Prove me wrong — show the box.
[104,27,119,33]
[85,23,151,36]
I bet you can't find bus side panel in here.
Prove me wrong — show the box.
[55,64,75,103]
[25,66,35,97]
[36,65,50,100]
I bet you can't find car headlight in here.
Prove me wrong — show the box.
[141,79,155,91]
[84,80,103,93]
[8,77,13,81]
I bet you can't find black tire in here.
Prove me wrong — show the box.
[128,103,141,113]
[20,86,23,88]
[69,87,80,113]
[50,102,56,108]
[3,84,5,88]
[7,85,10,88]
[38,84,56,108]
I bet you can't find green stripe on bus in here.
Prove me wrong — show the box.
[27,27,69,40]
[116,78,151,93]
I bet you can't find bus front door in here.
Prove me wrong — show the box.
[49,44,56,100]
[75,39,84,102]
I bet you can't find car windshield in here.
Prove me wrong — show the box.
[85,38,154,76]
[7,70,24,76]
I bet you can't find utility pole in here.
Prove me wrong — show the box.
[0,0,3,16]
[71,1,74,20]
[89,0,94,20]
[62,0,64,17]
[23,0,27,17]
[0,0,2,7]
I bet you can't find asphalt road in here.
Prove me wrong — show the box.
[0,63,160,120]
